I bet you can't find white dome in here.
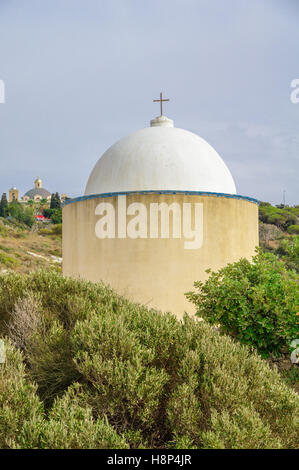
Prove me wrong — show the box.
[85,116,236,195]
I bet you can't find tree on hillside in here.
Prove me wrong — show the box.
[38,198,49,216]
[50,194,55,209]
[55,193,61,209]
[51,208,62,224]
[43,195,62,224]
[259,202,299,230]
[0,193,9,217]
[50,193,61,210]
[8,202,35,228]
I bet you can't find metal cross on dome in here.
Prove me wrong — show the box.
[153,92,170,116]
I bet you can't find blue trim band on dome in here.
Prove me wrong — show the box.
[63,190,259,207]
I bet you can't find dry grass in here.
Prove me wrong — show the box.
[0,219,61,274]
[6,292,41,351]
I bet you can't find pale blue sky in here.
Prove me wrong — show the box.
[0,0,298,204]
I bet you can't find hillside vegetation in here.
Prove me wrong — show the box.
[259,202,299,232]
[0,270,298,449]
[0,201,298,449]
[0,218,61,275]
[259,203,299,273]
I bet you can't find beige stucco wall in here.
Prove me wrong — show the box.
[63,193,258,318]
[9,188,19,202]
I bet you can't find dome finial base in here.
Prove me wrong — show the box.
[150,115,174,128]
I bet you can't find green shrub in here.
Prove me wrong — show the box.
[43,208,62,224]
[200,406,282,449]
[0,225,8,237]
[0,244,13,253]
[8,202,35,228]
[0,252,19,268]
[26,319,80,404]
[0,339,44,449]
[259,203,299,230]
[40,383,128,449]
[39,224,62,237]
[287,225,299,235]
[186,249,299,357]
[277,236,299,273]
[13,231,27,239]
[0,339,127,449]
[38,228,52,235]
[51,223,62,235]
[0,272,27,333]
[72,313,169,436]
[0,270,110,335]
[0,270,298,449]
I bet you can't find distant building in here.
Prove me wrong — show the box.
[7,178,67,203]
[23,178,51,203]
[8,187,19,203]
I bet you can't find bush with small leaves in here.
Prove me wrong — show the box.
[287,225,299,235]
[200,406,282,449]
[0,270,298,449]
[40,383,128,449]
[71,313,169,436]
[186,249,299,357]
[278,235,299,273]
[0,340,128,449]
[0,339,44,449]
